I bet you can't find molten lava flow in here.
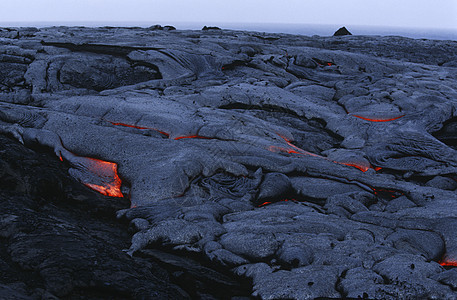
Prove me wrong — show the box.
[107,121,170,137]
[351,114,405,122]
[81,157,124,197]
[439,259,457,267]
[67,156,124,198]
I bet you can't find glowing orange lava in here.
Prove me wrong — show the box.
[81,157,123,197]
[352,114,405,122]
[440,259,457,267]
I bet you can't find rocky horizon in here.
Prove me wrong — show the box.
[1,25,457,299]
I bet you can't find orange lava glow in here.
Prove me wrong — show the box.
[352,114,405,122]
[340,162,370,172]
[439,259,457,267]
[258,199,294,207]
[108,121,170,137]
[82,157,123,197]
[59,155,63,162]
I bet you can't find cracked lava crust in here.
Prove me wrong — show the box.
[1,25,457,299]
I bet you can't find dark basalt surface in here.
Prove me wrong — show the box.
[1,26,457,299]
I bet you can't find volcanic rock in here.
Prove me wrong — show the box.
[334,26,352,36]
[1,25,457,299]
[202,26,221,30]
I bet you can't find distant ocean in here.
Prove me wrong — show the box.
[1,21,456,41]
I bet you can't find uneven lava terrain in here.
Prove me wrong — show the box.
[1,26,457,299]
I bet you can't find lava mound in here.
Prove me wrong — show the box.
[333,26,352,36]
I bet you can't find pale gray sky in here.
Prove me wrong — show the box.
[1,0,457,30]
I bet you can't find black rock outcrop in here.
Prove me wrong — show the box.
[202,26,222,30]
[334,26,352,36]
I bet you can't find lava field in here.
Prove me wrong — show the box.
[1,25,457,299]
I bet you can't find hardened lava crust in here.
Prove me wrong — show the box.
[1,25,457,299]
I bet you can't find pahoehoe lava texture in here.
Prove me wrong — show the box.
[1,26,457,299]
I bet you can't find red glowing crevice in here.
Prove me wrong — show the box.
[107,121,170,137]
[351,114,405,122]
[271,134,322,158]
[107,121,217,140]
[268,133,379,172]
[109,122,150,130]
[258,198,294,207]
[339,162,370,173]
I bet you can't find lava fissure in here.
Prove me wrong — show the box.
[270,133,380,173]
[351,114,405,122]
[106,120,170,137]
[106,120,234,141]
